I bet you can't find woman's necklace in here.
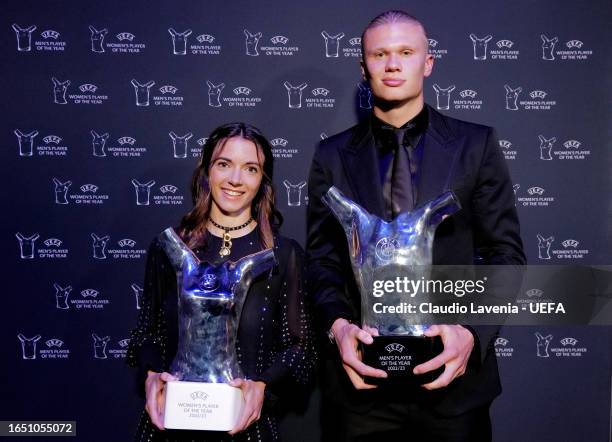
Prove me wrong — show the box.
[209,217,254,257]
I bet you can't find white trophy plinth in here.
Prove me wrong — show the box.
[164,381,244,431]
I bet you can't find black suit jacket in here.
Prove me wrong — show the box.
[306,105,525,416]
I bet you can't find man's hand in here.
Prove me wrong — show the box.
[228,379,266,435]
[413,324,474,390]
[331,318,387,389]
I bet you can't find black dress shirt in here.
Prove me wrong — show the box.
[371,105,429,219]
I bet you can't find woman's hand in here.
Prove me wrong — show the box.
[228,379,266,435]
[144,371,177,430]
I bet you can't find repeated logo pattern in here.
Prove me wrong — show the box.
[6,10,606,442]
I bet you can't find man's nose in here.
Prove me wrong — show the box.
[385,53,401,71]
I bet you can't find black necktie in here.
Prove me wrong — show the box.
[390,128,415,217]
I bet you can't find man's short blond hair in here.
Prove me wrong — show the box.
[361,10,428,56]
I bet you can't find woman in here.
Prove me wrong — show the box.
[127,122,315,441]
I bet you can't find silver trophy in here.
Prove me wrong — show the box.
[323,186,460,383]
[158,227,275,430]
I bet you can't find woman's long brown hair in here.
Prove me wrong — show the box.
[178,122,282,250]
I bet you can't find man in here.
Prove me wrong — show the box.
[306,10,525,442]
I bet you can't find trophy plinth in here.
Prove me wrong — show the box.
[158,228,275,431]
[362,335,443,385]
[164,381,243,431]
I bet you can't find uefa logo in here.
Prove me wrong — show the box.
[494,337,514,358]
[427,37,448,59]
[270,138,298,159]
[154,184,184,206]
[199,274,219,292]
[557,38,593,60]
[39,134,68,157]
[385,343,405,353]
[499,139,517,161]
[453,88,483,110]
[375,237,400,263]
[52,180,108,205]
[554,139,590,161]
[515,88,556,111]
[516,186,555,208]
[305,86,336,109]
[64,82,109,105]
[253,33,300,56]
[191,391,209,401]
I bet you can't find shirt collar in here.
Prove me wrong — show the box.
[371,105,429,150]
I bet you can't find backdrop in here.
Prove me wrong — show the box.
[2,1,611,441]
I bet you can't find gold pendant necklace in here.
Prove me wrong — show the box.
[219,232,232,257]
[210,217,254,257]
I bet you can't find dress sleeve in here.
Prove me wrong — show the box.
[253,240,317,391]
[126,238,173,395]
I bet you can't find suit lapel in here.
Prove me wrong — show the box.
[338,121,385,217]
[417,106,464,207]
[338,107,464,214]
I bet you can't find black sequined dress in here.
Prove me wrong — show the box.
[127,230,316,442]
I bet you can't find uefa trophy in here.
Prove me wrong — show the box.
[323,186,461,384]
[158,227,275,430]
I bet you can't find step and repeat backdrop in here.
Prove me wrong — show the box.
[2,0,611,441]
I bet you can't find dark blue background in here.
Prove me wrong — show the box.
[2,1,611,440]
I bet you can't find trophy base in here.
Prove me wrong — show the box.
[362,335,444,385]
[164,381,244,431]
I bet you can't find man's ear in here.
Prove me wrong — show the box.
[360,59,368,80]
[424,54,434,78]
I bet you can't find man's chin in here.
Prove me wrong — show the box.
[373,95,417,110]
